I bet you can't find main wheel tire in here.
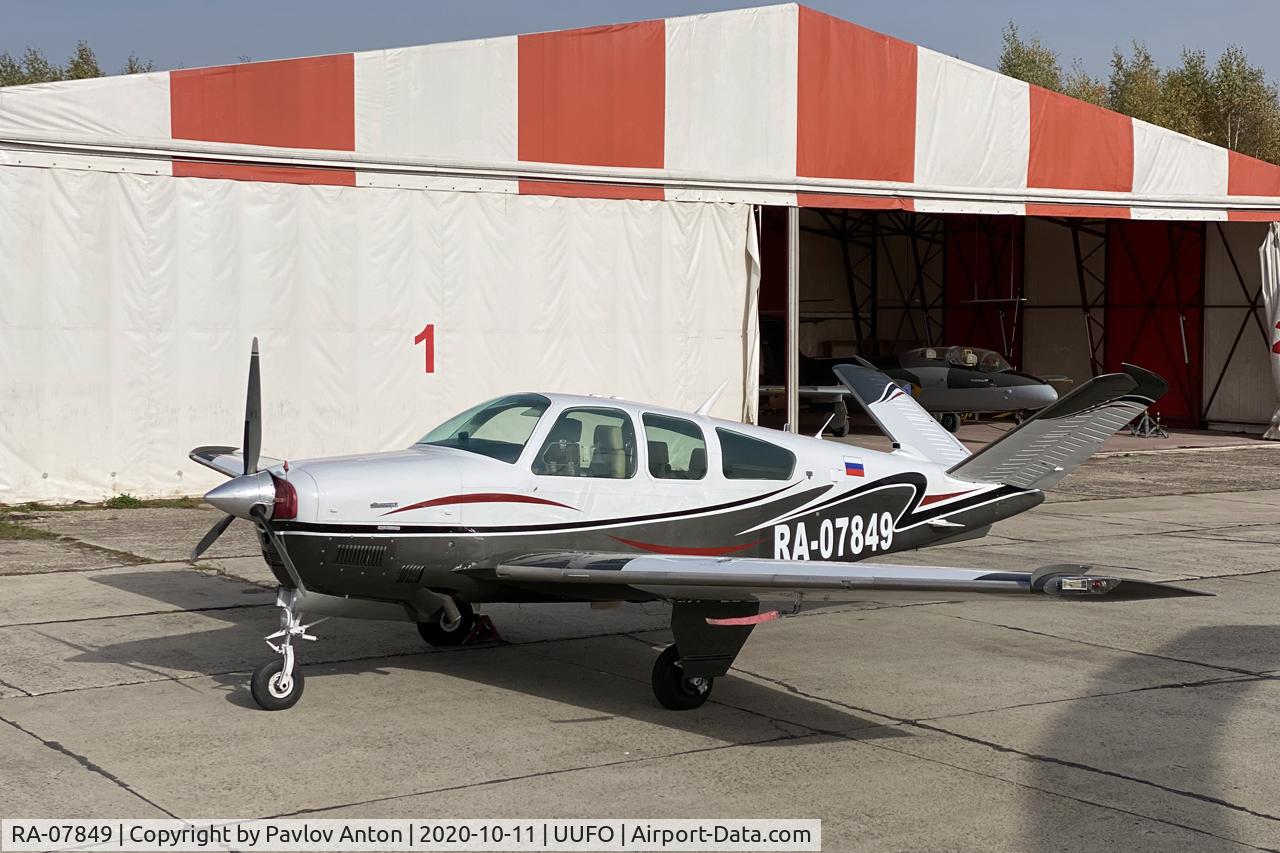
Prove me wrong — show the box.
[417,599,476,646]
[831,423,849,438]
[250,658,304,711]
[651,644,714,710]
[939,412,961,433]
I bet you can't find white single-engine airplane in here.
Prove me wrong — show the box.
[191,341,1203,711]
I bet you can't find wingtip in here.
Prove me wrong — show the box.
[1120,363,1169,402]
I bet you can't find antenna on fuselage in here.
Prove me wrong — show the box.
[694,381,727,416]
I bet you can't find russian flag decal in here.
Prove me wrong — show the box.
[844,456,865,477]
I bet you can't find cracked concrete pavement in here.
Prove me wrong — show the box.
[1,446,1278,850]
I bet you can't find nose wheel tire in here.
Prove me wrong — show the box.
[651,644,714,710]
[417,599,476,646]
[939,412,961,433]
[250,657,304,711]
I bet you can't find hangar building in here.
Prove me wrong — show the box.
[2,4,1279,502]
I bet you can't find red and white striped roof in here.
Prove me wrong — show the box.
[2,4,1278,219]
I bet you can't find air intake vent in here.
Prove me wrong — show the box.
[334,543,387,568]
[397,564,425,584]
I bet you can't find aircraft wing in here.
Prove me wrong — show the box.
[189,445,285,478]
[759,384,851,399]
[493,552,1206,603]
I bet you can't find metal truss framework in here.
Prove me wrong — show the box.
[1067,220,1108,378]
[944,215,1026,366]
[1107,220,1205,424]
[802,209,945,353]
[799,209,1269,428]
[1203,221,1273,421]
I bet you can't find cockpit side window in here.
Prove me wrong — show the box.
[416,394,550,463]
[642,414,707,480]
[716,428,796,480]
[532,407,637,479]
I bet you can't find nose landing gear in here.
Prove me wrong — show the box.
[250,588,320,711]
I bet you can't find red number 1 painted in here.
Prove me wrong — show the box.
[415,323,435,373]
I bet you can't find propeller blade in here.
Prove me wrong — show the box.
[252,507,308,592]
[191,513,235,561]
[243,337,262,475]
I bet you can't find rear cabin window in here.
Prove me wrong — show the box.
[642,414,707,480]
[716,428,795,480]
[531,407,637,479]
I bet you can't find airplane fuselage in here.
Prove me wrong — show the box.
[253,394,1042,607]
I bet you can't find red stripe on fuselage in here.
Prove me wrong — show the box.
[919,490,976,506]
[609,535,764,556]
[384,493,577,515]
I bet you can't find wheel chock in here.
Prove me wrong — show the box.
[463,614,502,645]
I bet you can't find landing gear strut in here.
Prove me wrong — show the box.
[250,588,318,711]
[651,644,713,710]
[417,598,476,646]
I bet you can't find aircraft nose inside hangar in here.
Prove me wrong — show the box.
[2,4,1279,503]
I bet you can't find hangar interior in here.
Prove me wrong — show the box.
[757,207,1273,431]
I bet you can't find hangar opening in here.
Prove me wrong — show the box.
[757,206,1275,434]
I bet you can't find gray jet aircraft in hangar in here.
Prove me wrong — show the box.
[190,341,1201,712]
[763,340,1060,435]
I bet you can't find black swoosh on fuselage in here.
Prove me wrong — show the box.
[274,481,819,536]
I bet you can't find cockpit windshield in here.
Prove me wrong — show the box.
[906,346,1011,373]
[416,394,551,463]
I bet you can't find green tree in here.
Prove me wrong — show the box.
[1161,49,1212,139]
[64,40,102,80]
[0,52,23,86]
[998,23,1062,92]
[1062,59,1107,106]
[1206,45,1280,161]
[1109,42,1164,125]
[0,45,65,85]
[0,42,153,87]
[1000,22,1280,164]
[121,54,154,75]
[16,45,63,83]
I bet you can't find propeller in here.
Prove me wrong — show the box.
[191,513,235,561]
[191,338,264,562]
[243,338,261,476]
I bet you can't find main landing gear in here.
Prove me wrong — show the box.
[649,601,763,710]
[416,599,477,646]
[651,644,713,710]
[250,588,319,711]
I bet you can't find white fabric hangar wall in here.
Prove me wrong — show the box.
[0,167,758,503]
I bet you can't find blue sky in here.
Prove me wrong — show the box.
[6,1,1280,81]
